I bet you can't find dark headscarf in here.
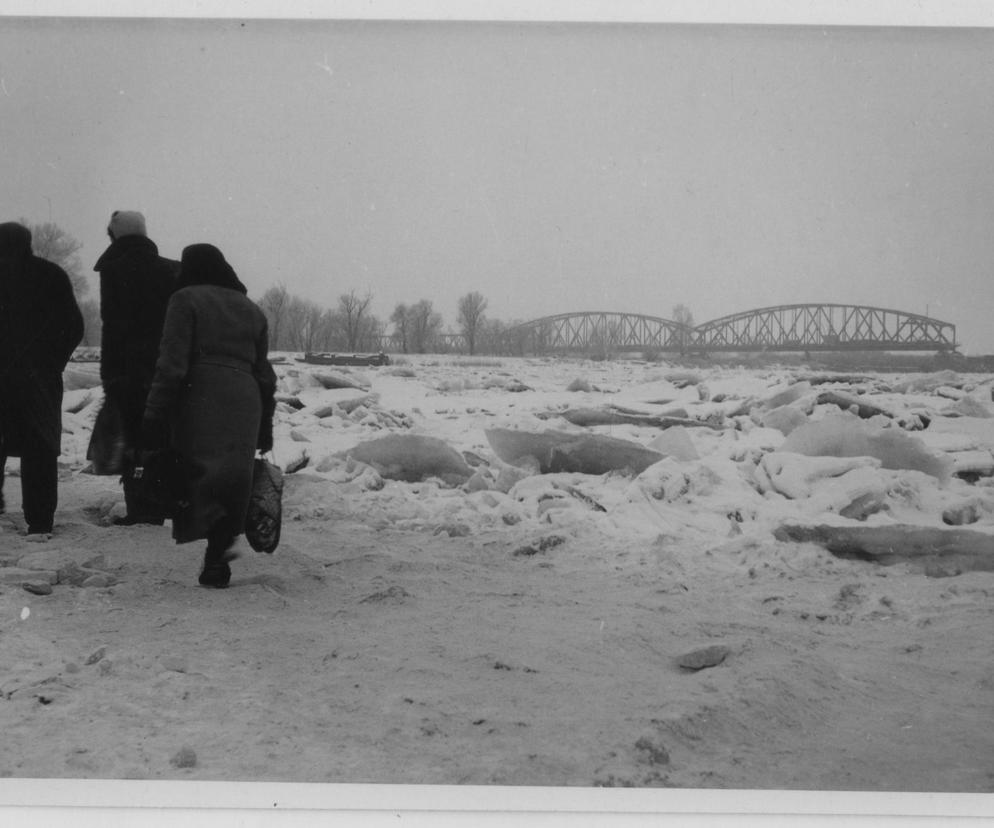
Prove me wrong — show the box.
[0,222,33,260]
[176,243,248,294]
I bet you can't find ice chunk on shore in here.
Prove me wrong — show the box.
[774,522,994,574]
[335,434,472,484]
[780,413,952,482]
[760,381,811,410]
[948,395,993,419]
[891,370,963,394]
[759,405,809,436]
[647,426,699,461]
[757,452,880,499]
[485,427,664,475]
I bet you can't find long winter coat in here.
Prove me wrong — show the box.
[145,283,276,544]
[94,235,179,388]
[0,222,84,457]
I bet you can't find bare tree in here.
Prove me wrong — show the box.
[671,304,695,354]
[313,308,344,351]
[296,298,325,353]
[671,303,694,328]
[356,312,385,352]
[478,317,507,355]
[21,219,88,298]
[504,319,532,356]
[456,291,488,355]
[258,284,291,350]
[588,317,621,360]
[390,303,410,354]
[408,300,443,354]
[283,295,325,352]
[254,284,381,354]
[19,218,99,344]
[339,289,374,351]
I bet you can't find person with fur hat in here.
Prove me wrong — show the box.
[142,243,276,588]
[90,210,179,525]
[0,221,84,539]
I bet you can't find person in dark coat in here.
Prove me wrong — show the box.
[92,210,179,525]
[0,221,84,538]
[142,243,276,588]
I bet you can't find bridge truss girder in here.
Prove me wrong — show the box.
[690,304,957,352]
[502,304,957,355]
[507,311,691,354]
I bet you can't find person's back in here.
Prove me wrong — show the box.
[0,220,83,537]
[142,243,276,588]
[91,210,179,525]
[174,283,267,365]
[94,211,179,388]
[0,222,83,377]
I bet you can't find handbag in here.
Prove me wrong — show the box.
[86,397,128,475]
[245,455,283,554]
[132,449,187,518]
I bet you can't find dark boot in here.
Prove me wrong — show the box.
[198,526,237,588]
[20,443,58,536]
[198,554,232,588]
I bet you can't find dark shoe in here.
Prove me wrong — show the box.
[198,561,231,588]
[113,515,165,526]
[198,548,237,589]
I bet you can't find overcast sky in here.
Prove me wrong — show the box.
[3,8,994,352]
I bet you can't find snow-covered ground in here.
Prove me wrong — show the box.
[2,353,993,794]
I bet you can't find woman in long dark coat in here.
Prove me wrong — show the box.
[142,244,276,588]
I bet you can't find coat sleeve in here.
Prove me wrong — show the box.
[50,263,84,369]
[254,319,277,450]
[144,292,194,421]
[98,270,127,383]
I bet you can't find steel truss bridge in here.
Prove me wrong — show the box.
[503,304,957,355]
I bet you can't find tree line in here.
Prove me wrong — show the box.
[29,220,695,357]
[26,220,501,355]
[256,286,499,355]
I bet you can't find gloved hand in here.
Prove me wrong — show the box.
[140,415,170,451]
[257,397,275,453]
[257,425,274,454]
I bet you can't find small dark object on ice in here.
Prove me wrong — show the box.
[170,746,197,769]
[634,736,671,766]
[678,644,731,671]
[85,646,107,666]
[359,585,411,604]
[513,535,567,557]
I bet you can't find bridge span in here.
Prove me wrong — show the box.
[502,304,957,355]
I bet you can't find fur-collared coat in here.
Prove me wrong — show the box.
[0,222,84,457]
[145,283,276,544]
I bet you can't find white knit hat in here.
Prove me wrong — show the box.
[108,210,147,238]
